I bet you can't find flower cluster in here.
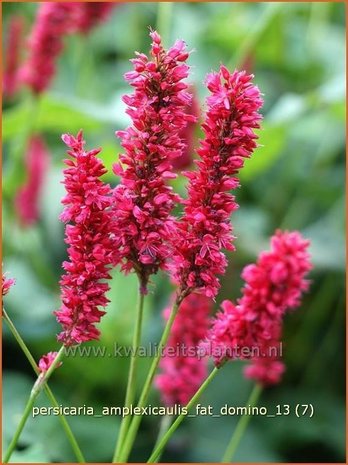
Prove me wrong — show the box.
[3,16,24,98]
[155,292,212,406]
[19,2,77,94]
[54,131,114,346]
[15,136,49,226]
[112,30,196,292]
[244,350,285,386]
[2,273,15,296]
[202,230,312,385]
[20,3,115,94]
[172,66,263,298]
[74,3,116,34]
[38,351,62,373]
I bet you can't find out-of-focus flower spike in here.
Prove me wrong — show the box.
[155,292,212,406]
[3,15,25,98]
[15,135,50,227]
[2,273,15,297]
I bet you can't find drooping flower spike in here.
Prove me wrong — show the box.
[54,131,114,346]
[172,66,263,299]
[15,136,50,227]
[202,230,312,384]
[112,30,196,293]
[155,292,212,406]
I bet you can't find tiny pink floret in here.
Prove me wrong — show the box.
[38,351,62,373]
[2,273,15,296]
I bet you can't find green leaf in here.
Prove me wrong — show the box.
[2,92,129,142]
[240,123,286,181]
[3,257,59,340]
[267,93,307,124]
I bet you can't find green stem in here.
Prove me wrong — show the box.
[221,383,262,463]
[2,308,85,463]
[118,297,182,462]
[156,2,173,47]
[3,346,65,463]
[147,367,220,463]
[112,288,145,462]
[151,414,172,463]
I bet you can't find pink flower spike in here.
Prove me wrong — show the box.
[74,2,116,34]
[38,351,63,373]
[3,15,24,98]
[244,358,285,386]
[2,273,15,296]
[15,136,50,227]
[202,230,312,377]
[54,131,114,346]
[19,2,78,94]
[112,30,195,292]
[171,67,263,299]
[155,292,212,406]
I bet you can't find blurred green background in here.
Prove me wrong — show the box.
[2,2,345,463]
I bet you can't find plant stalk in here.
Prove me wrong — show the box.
[147,367,220,463]
[3,346,65,463]
[151,414,172,463]
[113,287,145,461]
[221,383,262,463]
[117,296,182,462]
[2,308,85,463]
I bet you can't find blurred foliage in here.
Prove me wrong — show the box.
[2,2,345,463]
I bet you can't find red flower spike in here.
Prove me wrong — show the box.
[112,30,196,293]
[74,2,116,34]
[19,3,77,94]
[3,15,24,98]
[54,131,114,346]
[155,292,212,406]
[172,67,263,299]
[15,136,50,227]
[201,230,312,385]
